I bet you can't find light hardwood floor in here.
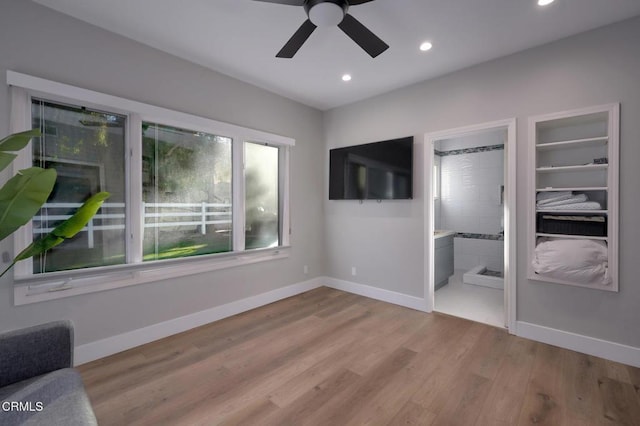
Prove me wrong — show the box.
[78,287,640,425]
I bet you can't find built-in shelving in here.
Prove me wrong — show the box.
[536,136,608,150]
[535,233,608,241]
[536,164,608,173]
[536,209,608,214]
[528,104,619,291]
[536,186,607,192]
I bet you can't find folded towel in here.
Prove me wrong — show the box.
[538,193,588,207]
[539,201,602,210]
[537,191,572,204]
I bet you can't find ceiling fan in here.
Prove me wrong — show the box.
[254,0,389,58]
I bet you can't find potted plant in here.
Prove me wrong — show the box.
[0,129,109,277]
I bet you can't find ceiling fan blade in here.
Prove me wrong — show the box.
[338,13,388,58]
[348,0,376,5]
[276,19,317,58]
[252,0,305,5]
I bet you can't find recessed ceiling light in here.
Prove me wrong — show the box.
[342,74,352,82]
[419,41,433,52]
[538,0,555,6]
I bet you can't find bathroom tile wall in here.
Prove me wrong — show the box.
[438,131,505,272]
[454,238,504,273]
[440,150,503,234]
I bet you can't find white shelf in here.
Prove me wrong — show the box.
[536,233,607,241]
[536,164,608,173]
[536,110,609,129]
[536,209,607,214]
[528,273,613,291]
[536,187,607,192]
[528,103,619,292]
[536,136,608,150]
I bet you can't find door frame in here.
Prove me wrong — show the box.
[424,118,517,332]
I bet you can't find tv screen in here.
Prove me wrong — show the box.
[329,136,413,200]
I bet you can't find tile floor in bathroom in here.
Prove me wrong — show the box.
[435,270,505,328]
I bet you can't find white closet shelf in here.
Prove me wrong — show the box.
[529,273,612,290]
[536,209,607,214]
[528,103,618,292]
[536,136,608,150]
[536,164,608,173]
[535,233,607,240]
[536,187,607,192]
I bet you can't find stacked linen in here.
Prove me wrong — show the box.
[532,238,610,286]
[536,191,572,205]
[536,191,601,210]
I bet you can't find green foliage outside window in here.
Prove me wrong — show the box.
[0,129,109,278]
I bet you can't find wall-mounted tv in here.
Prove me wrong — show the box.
[329,136,413,200]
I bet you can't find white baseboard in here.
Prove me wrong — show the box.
[324,277,427,312]
[517,321,640,368]
[75,278,639,369]
[74,277,323,365]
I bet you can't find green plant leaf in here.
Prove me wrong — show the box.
[0,129,41,152]
[0,233,65,278]
[13,234,65,262]
[0,129,41,173]
[48,192,110,239]
[0,167,57,242]
[0,152,17,173]
[0,192,111,278]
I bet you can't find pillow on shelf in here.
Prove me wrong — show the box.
[532,238,609,285]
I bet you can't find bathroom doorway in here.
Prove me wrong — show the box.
[424,119,516,331]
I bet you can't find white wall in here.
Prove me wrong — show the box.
[324,16,640,348]
[436,130,505,273]
[0,1,325,346]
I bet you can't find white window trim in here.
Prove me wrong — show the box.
[7,71,294,146]
[6,71,294,305]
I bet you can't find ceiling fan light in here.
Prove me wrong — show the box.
[308,3,345,27]
[538,0,555,6]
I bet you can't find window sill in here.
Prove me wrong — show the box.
[13,246,291,306]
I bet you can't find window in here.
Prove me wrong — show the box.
[31,99,127,273]
[8,71,293,304]
[142,123,232,261]
[245,142,280,250]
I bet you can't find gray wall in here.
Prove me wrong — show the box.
[0,0,326,345]
[2,0,639,352]
[324,16,640,347]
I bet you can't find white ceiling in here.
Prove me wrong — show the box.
[32,0,640,111]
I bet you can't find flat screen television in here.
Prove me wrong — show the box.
[329,136,413,200]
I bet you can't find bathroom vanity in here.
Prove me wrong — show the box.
[434,230,455,290]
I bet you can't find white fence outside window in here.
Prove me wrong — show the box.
[33,202,232,248]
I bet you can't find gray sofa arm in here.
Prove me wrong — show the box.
[0,321,74,388]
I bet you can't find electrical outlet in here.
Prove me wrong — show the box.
[303,265,309,275]
[351,267,357,276]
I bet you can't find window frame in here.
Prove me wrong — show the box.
[7,71,293,305]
